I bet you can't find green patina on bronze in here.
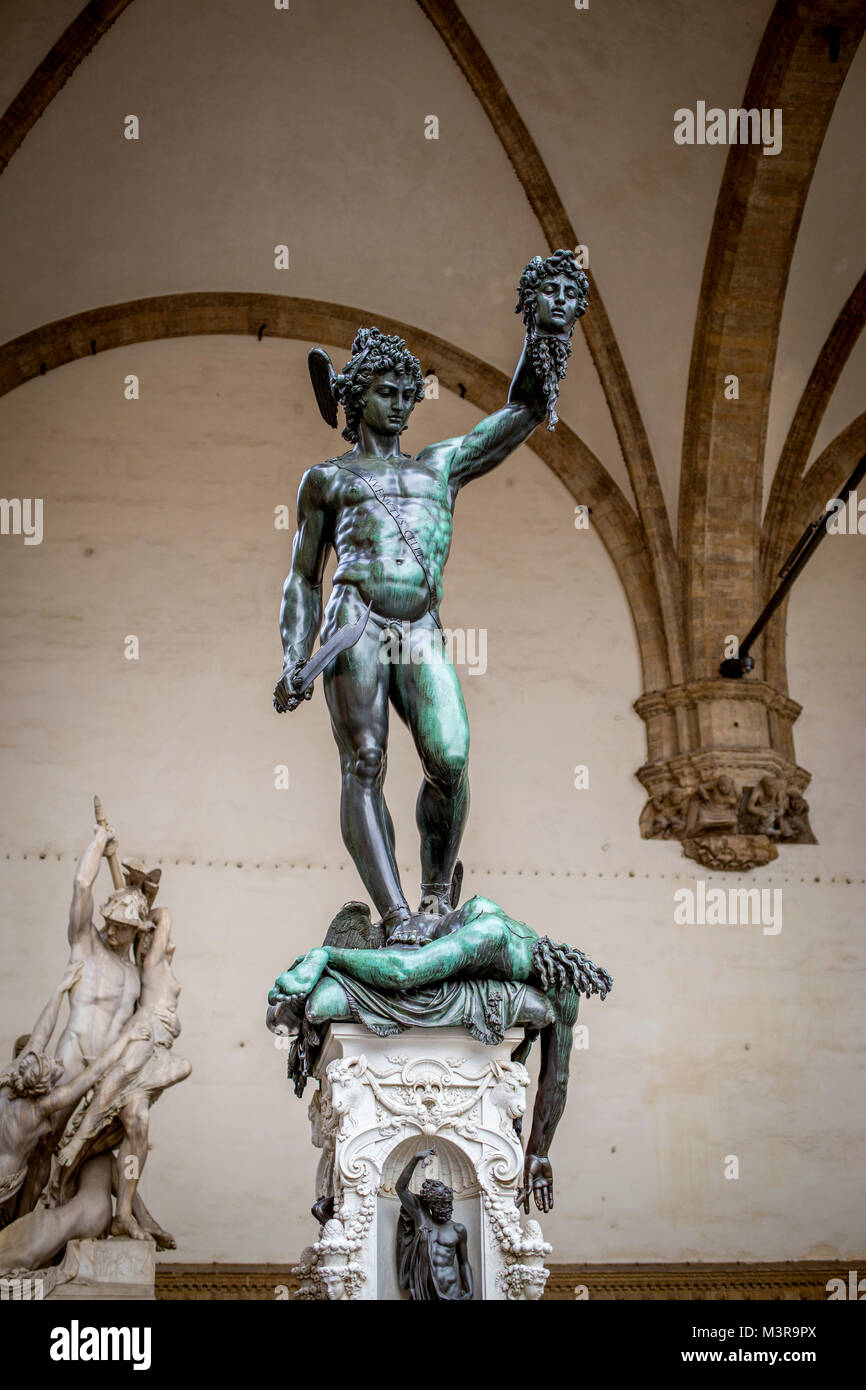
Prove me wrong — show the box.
[267,254,606,1213]
[273,251,588,939]
[268,896,612,1212]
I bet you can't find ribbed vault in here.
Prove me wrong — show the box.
[0,0,862,868]
[679,0,865,681]
[417,0,684,688]
[0,0,132,176]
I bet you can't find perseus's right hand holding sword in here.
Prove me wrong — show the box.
[273,601,372,713]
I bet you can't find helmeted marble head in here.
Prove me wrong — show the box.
[99,886,149,950]
[122,860,162,907]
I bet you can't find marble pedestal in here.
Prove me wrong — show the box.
[294,1024,551,1301]
[45,1238,156,1300]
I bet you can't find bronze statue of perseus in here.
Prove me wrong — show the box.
[273,251,589,945]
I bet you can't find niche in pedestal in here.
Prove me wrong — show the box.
[377,1135,482,1301]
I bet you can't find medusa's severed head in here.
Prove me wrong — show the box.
[516,249,589,336]
[515,249,589,431]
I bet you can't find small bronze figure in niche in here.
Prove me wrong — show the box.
[395,1147,473,1301]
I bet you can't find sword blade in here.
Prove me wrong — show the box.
[295,601,372,693]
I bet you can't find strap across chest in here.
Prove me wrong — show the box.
[336,461,442,630]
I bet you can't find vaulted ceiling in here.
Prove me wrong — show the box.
[1,0,863,704]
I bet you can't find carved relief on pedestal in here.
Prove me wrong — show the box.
[292,1205,373,1302]
[482,1187,552,1301]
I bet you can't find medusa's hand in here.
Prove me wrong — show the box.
[516,1153,553,1214]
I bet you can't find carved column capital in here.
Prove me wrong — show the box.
[633,678,815,869]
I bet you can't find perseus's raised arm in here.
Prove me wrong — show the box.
[430,339,548,490]
[437,251,588,489]
[279,467,333,669]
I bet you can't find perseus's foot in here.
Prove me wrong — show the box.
[269,947,329,1004]
[385,912,440,948]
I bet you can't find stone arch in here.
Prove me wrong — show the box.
[0,291,669,691]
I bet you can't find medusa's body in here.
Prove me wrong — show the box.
[268,895,612,1214]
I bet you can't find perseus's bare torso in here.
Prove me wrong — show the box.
[321,449,455,622]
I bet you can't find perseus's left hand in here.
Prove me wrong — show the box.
[516,1152,553,1214]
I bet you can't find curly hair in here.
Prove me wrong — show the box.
[419,1177,454,1222]
[1,1048,64,1098]
[531,936,613,1001]
[515,249,589,329]
[334,327,425,443]
[515,251,589,431]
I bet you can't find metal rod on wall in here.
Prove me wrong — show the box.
[720,453,866,678]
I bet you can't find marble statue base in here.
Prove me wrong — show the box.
[294,1024,551,1301]
[44,1238,156,1301]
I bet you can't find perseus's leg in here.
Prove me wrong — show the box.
[324,621,407,920]
[391,621,469,898]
